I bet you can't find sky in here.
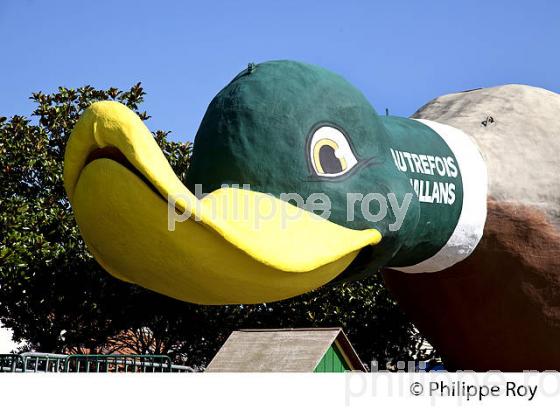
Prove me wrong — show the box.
[1,0,559,142]
[0,324,19,352]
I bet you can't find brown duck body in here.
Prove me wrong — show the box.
[384,85,560,371]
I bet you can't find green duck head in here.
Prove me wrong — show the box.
[63,60,485,304]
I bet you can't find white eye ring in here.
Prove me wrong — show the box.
[309,126,358,177]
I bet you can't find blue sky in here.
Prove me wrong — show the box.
[1,0,559,142]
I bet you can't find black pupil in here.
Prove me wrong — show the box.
[319,145,343,174]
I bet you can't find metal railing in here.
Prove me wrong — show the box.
[0,353,194,373]
[21,352,68,372]
[0,354,21,372]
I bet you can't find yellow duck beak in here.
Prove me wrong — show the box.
[64,101,381,304]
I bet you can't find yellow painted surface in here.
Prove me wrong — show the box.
[65,101,381,304]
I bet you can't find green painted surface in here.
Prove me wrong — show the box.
[314,345,351,373]
[381,116,463,266]
[187,60,464,279]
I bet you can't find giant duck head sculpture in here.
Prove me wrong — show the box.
[63,60,486,305]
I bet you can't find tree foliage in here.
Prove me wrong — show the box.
[0,84,433,368]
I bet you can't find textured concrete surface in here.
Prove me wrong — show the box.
[384,84,560,370]
[412,84,560,227]
[384,201,560,371]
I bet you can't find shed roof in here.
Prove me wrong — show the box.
[206,328,365,372]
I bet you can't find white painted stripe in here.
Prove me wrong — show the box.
[393,119,487,273]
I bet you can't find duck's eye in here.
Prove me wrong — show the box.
[310,126,358,177]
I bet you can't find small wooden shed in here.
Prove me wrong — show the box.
[206,328,366,372]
